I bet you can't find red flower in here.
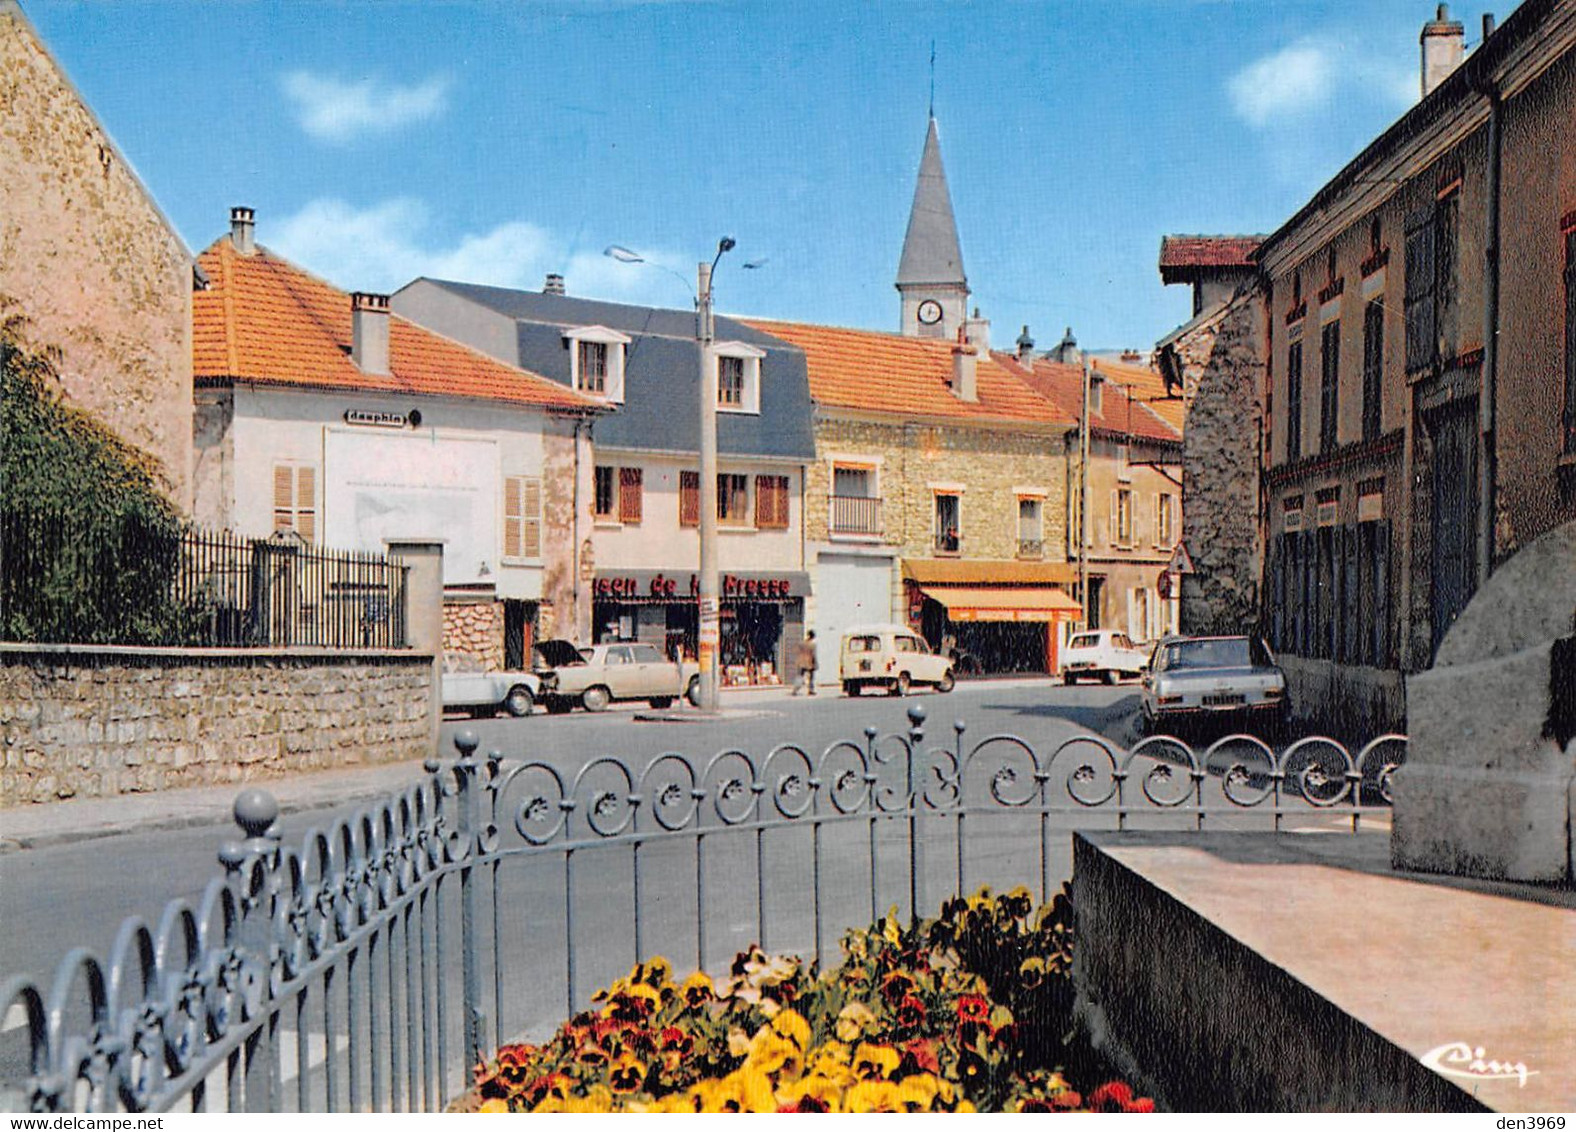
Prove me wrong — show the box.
[1052,1089,1082,1110]
[1126,1097,1156,1113]
[779,1096,830,1113]
[496,1043,535,1068]
[879,970,917,1005]
[955,994,990,1025]
[896,994,928,1030]
[1090,1081,1135,1111]
[658,1026,692,1053]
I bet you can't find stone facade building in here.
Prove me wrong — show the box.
[190,209,601,672]
[0,0,193,507]
[1165,1,1576,736]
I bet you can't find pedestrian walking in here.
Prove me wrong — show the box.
[794,630,818,695]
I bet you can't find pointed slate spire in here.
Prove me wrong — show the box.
[897,117,966,288]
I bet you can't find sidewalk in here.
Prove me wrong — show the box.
[0,674,1061,853]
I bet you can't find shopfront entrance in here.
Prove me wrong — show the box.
[902,559,1081,677]
[592,569,809,687]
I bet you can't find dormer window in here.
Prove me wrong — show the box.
[712,342,765,414]
[564,326,631,402]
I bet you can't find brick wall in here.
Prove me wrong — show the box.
[0,7,193,507]
[808,416,1068,561]
[0,646,432,806]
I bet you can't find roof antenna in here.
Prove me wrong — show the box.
[929,40,936,119]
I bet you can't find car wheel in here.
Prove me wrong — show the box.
[582,685,612,713]
[936,670,955,694]
[649,696,674,709]
[892,672,911,697]
[1062,672,1076,686]
[843,680,859,697]
[504,685,534,718]
[1100,670,1116,686]
[685,676,701,707]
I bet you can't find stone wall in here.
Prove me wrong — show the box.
[0,4,193,508]
[541,419,593,643]
[807,415,1069,562]
[443,601,504,670]
[1178,289,1266,635]
[0,645,433,806]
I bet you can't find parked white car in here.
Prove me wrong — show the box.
[1061,629,1149,685]
[839,624,955,697]
[441,659,553,719]
[533,640,700,713]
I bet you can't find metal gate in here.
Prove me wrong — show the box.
[1,706,1405,1113]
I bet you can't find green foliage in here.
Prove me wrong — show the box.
[1,325,187,644]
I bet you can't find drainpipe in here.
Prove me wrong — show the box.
[1079,359,1091,627]
[1476,82,1502,587]
[573,416,585,638]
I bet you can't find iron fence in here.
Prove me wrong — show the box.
[0,507,408,649]
[0,707,1406,1113]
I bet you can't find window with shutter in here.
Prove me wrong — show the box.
[1362,300,1384,441]
[1286,340,1304,462]
[1405,207,1437,375]
[680,471,700,527]
[1564,226,1576,454]
[718,474,750,524]
[593,466,616,520]
[503,475,542,559]
[755,475,789,529]
[618,467,643,524]
[272,463,316,542]
[1320,319,1340,453]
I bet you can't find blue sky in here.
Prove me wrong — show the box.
[26,0,1492,351]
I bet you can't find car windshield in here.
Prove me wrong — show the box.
[1156,638,1260,671]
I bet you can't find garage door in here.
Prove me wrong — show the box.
[813,554,894,680]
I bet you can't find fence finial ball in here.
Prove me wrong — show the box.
[907,703,927,728]
[233,789,279,837]
[454,730,480,756]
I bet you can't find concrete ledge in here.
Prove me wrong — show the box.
[1072,831,1576,1112]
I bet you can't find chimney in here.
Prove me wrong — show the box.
[229,206,255,255]
[351,292,391,376]
[963,307,990,355]
[543,273,566,295]
[1482,12,1496,39]
[1052,326,1080,365]
[951,339,979,403]
[1421,4,1465,97]
[1016,325,1036,366]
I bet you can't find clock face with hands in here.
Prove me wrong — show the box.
[917,299,943,325]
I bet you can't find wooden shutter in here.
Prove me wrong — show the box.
[680,471,700,527]
[755,475,788,529]
[1404,207,1437,374]
[503,475,541,559]
[520,477,542,558]
[1108,490,1117,549]
[273,464,315,542]
[618,467,643,524]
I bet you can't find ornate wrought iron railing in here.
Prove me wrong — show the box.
[0,707,1405,1113]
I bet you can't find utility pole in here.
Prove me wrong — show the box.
[695,239,734,711]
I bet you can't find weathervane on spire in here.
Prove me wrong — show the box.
[929,40,936,119]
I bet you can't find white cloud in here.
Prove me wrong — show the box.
[268,197,694,306]
[280,71,449,143]
[1228,40,1335,127]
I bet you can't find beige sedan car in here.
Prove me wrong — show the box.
[534,640,701,713]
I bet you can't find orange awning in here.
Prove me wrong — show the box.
[920,585,1082,623]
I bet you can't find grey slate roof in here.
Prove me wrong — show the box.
[397,279,816,461]
[896,117,966,288]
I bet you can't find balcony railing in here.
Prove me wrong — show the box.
[829,494,881,536]
[1018,538,1044,559]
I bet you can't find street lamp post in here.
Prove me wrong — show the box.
[605,238,736,712]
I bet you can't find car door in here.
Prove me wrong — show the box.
[628,644,676,696]
[600,646,637,698]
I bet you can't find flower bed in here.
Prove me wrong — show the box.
[464,886,1153,1113]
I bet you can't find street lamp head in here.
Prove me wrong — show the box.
[718,237,736,254]
[603,244,644,264]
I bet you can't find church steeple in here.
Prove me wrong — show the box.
[897,116,969,339]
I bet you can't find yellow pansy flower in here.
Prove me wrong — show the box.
[477,1098,510,1114]
[745,1027,801,1077]
[771,1007,812,1051]
[851,1042,900,1080]
[835,1001,877,1043]
[845,1080,904,1113]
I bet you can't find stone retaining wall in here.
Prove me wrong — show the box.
[0,645,433,806]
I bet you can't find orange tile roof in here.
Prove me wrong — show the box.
[741,318,1073,428]
[1158,235,1262,274]
[1090,356,1187,434]
[997,354,1183,445]
[192,239,595,412]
